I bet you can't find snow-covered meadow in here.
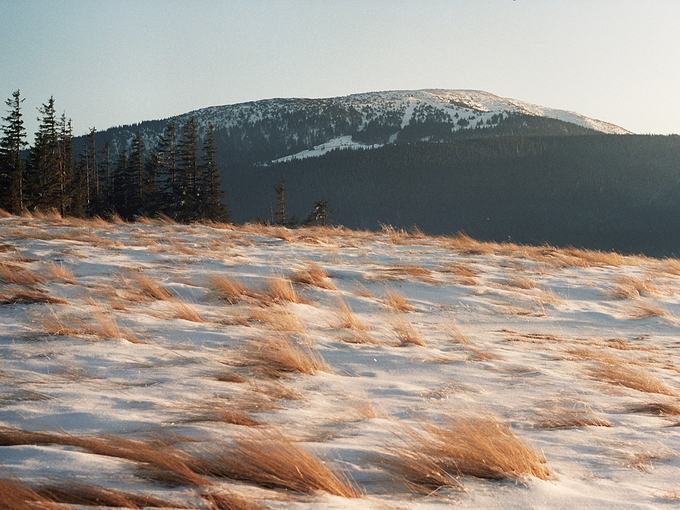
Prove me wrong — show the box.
[1,212,680,509]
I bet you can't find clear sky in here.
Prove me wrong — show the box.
[2,0,679,141]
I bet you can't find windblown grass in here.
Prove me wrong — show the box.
[248,307,306,333]
[44,262,77,283]
[0,262,43,285]
[0,426,208,487]
[265,276,306,304]
[589,362,677,396]
[383,290,416,313]
[392,314,426,347]
[38,310,141,343]
[626,399,680,416]
[239,336,331,377]
[608,276,661,299]
[209,275,252,304]
[202,490,265,510]
[382,413,553,492]
[1,289,70,305]
[37,482,183,508]
[536,400,612,429]
[167,298,204,323]
[334,297,369,331]
[191,428,361,497]
[290,262,336,289]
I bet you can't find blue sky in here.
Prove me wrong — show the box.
[2,1,679,140]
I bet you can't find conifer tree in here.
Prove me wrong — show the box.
[157,121,179,217]
[0,90,28,213]
[111,148,128,218]
[127,130,145,218]
[176,118,199,222]
[198,124,228,221]
[275,180,287,226]
[25,97,59,211]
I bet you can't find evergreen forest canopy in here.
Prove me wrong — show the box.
[2,89,680,257]
[0,91,228,223]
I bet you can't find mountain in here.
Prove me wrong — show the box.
[76,90,680,257]
[86,89,630,169]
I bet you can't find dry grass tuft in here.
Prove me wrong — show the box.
[506,276,540,290]
[290,262,336,289]
[0,426,209,487]
[240,335,331,377]
[265,276,306,304]
[192,428,361,497]
[334,297,369,331]
[392,314,426,347]
[248,307,306,333]
[383,290,416,313]
[382,413,553,492]
[1,289,70,305]
[589,362,677,396]
[209,275,252,304]
[608,276,661,300]
[536,400,612,429]
[0,476,60,510]
[44,262,77,283]
[38,310,141,343]
[129,273,175,301]
[37,482,183,508]
[0,262,44,285]
[626,399,680,416]
[174,402,262,427]
[0,207,12,218]
[167,299,205,323]
[202,490,265,510]
[626,302,673,320]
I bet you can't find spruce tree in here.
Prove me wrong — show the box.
[0,90,28,214]
[275,180,287,226]
[157,121,179,218]
[176,118,199,222]
[127,130,145,218]
[25,97,59,211]
[198,124,228,221]
[111,149,128,218]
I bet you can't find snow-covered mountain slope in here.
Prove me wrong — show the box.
[91,89,630,167]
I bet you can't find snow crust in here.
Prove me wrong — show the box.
[1,217,677,509]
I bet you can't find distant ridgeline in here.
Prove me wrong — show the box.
[62,91,680,256]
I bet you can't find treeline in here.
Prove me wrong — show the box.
[0,90,228,222]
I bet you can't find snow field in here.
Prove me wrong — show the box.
[1,214,679,508]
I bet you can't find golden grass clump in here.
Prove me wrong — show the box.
[129,273,175,301]
[0,426,209,488]
[248,307,306,333]
[536,400,612,429]
[265,276,306,304]
[382,413,553,492]
[589,362,677,396]
[334,297,370,331]
[392,314,426,347]
[290,262,336,289]
[167,299,204,323]
[1,289,70,305]
[44,261,77,283]
[383,290,416,313]
[240,335,331,377]
[626,302,672,320]
[0,262,44,285]
[202,490,265,510]
[36,483,182,509]
[38,310,141,343]
[625,399,680,416]
[192,428,361,497]
[209,274,252,304]
[608,276,661,299]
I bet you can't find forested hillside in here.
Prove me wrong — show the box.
[230,135,680,257]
